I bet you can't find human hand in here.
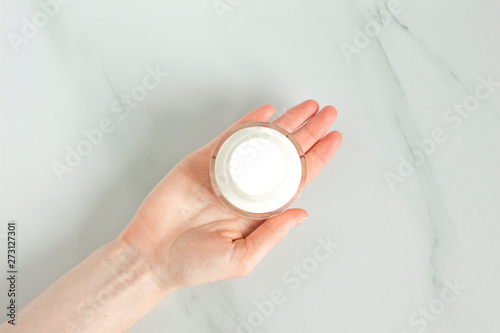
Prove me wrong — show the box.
[118,100,342,292]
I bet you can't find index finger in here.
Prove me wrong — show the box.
[304,131,343,187]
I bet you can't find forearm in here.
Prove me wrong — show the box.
[0,237,172,333]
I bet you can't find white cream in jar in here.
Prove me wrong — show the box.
[210,122,306,219]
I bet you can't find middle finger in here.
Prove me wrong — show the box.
[292,105,337,153]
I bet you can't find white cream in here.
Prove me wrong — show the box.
[213,125,303,214]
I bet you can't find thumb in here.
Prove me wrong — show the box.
[239,209,308,275]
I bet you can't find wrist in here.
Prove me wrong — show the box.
[109,235,176,296]
[10,236,175,333]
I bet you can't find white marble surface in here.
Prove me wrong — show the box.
[2,0,500,332]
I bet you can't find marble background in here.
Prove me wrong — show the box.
[2,0,500,332]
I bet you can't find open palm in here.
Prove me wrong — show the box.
[118,100,342,291]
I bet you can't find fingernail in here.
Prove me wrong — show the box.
[294,215,308,227]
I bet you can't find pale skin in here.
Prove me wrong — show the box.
[0,100,342,332]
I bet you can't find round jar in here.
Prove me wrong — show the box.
[210,121,307,219]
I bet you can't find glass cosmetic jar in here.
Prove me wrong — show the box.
[210,121,307,219]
